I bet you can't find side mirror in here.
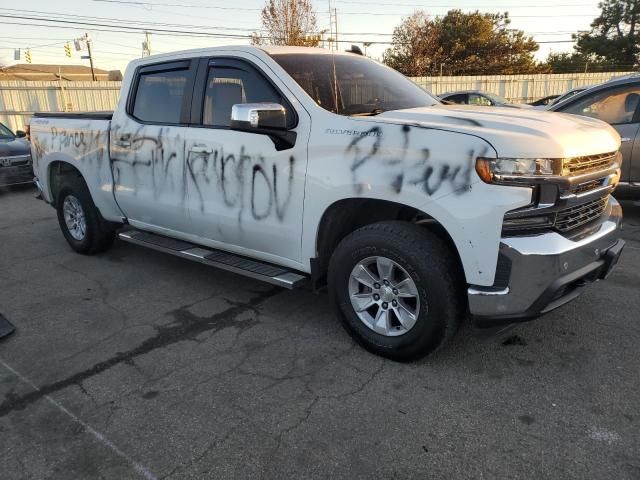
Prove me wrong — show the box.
[230,103,296,150]
[15,130,27,138]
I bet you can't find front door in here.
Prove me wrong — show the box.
[179,56,310,267]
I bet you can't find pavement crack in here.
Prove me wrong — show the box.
[0,287,281,418]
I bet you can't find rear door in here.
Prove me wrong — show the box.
[558,83,640,182]
[111,59,197,234]
[179,55,311,266]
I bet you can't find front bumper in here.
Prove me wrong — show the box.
[0,163,34,187]
[469,196,624,327]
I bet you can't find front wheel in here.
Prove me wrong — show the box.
[328,221,463,361]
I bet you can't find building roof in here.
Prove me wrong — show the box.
[0,64,120,81]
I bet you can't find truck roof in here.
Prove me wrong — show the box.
[127,45,359,68]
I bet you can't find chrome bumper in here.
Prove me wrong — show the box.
[469,196,624,326]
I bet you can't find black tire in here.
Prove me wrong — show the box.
[55,176,115,254]
[328,221,464,361]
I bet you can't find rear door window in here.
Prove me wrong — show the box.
[131,63,192,124]
[444,94,468,104]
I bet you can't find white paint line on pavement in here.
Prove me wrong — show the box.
[0,357,158,480]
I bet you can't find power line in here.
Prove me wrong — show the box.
[89,0,598,17]
[334,0,596,7]
[0,8,590,44]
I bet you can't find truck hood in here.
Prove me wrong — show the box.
[376,105,621,158]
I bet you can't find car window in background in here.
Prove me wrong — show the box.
[0,123,15,140]
[553,89,584,105]
[484,93,509,105]
[561,86,640,124]
[270,53,439,116]
[444,94,467,104]
[132,67,189,124]
[469,94,492,106]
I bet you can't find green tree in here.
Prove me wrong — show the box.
[545,51,620,73]
[251,0,320,47]
[574,0,640,69]
[383,10,546,76]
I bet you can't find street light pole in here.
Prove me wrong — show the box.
[85,33,96,81]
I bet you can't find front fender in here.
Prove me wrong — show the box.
[302,118,533,286]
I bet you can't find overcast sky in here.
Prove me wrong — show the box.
[0,0,602,73]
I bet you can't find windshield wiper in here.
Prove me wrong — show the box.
[351,108,386,117]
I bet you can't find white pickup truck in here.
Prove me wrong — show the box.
[30,46,625,360]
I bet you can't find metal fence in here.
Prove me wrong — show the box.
[0,81,120,131]
[0,72,635,132]
[410,72,635,103]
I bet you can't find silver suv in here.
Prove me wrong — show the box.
[550,76,640,192]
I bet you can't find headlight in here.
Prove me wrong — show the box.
[476,157,562,184]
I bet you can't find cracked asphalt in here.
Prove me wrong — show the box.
[1,185,639,480]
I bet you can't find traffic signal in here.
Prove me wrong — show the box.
[64,42,72,58]
[25,49,32,64]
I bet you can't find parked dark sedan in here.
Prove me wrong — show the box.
[0,122,33,187]
[528,94,560,107]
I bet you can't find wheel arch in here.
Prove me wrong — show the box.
[312,197,465,291]
[48,160,83,207]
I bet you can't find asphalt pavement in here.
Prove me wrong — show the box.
[0,185,639,479]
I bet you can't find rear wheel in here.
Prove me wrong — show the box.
[56,177,115,254]
[328,221,463,361]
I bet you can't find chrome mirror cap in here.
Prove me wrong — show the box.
[231,103,286,129]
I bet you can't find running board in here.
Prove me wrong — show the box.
[118,230,308,289]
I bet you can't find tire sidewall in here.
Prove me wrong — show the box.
[56,186,94,253]
[330,229,452,360]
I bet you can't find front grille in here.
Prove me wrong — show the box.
[563,152,617,176]
[0,154,31,168]
[572,179,604,195]
[555,197,608,232]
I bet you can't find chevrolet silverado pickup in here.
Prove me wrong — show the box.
[29,46,625,361]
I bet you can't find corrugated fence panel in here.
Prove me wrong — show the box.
[410,72,635,102]
[0,73,635,131]
[0,81,121,131]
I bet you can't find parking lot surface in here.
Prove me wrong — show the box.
[1,186,639,479]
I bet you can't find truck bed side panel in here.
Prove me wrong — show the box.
[29,116,124,222]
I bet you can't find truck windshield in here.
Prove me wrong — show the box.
[0,123,15,140]
[270,53,439,116]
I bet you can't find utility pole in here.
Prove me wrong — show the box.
[334,8,338,50]
[84,33,96,81]
[142,31,151,57]
[327,0,333,50]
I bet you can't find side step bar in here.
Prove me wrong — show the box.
[118,230,308,289]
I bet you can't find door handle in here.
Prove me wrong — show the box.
[114,136,131,148]
[189,144,213,154]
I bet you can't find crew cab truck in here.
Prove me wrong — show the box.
[30,46,625,361]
